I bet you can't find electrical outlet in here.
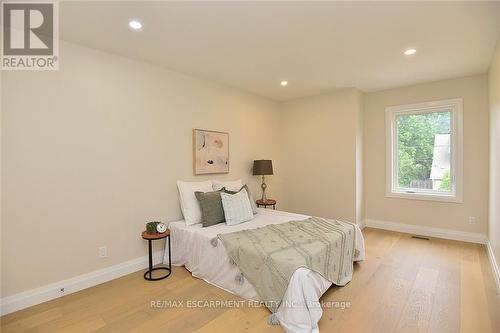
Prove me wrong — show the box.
[468,216,476,225]
[98,246,107,258]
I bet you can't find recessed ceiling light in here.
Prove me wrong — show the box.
[404,48,417,55]
[129,20,142,30]
[280,81,288,86]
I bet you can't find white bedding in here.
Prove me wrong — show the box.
[163,209,365,333]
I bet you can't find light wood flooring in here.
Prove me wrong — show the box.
[1,228,500,333]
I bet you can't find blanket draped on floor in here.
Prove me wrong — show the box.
[217,217,356,313]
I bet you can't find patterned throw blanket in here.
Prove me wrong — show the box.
[217,217,356,312]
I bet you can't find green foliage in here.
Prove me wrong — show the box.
[439,170,451,191]
[397,111,450,188]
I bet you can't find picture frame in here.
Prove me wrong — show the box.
[193,129,229,175]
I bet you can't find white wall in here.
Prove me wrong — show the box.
[489,38,500,270]
[364,74,490,235]
[1,39,496,305]
[0,65,3,301]
[356,92,364,224]
[280,89,363,223]
[1,41,284,297]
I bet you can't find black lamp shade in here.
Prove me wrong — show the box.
[253,160,273,175]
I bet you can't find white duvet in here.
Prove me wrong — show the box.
[163,209,365,333]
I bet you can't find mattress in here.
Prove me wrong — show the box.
[164,208,365,333]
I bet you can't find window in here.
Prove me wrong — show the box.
[386,99,463,202]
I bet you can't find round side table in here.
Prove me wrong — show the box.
[141,230,171,281]
[256,199,277,210]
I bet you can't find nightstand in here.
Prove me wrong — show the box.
[256,199,277,210]
[141,230,171,281]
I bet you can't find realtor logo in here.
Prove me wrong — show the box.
[1,1,59,70]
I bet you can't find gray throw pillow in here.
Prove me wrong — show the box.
[195,190,225,227]
[223,184,259,214]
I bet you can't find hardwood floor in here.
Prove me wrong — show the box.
[1,228,499,333]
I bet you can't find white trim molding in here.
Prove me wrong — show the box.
[385,98,464,203]
[358,220,367,230]
[0,250,164,316]
[486,241,500,294]
[364,219,498,293]
[364,219,487,244]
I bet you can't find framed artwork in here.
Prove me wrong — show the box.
[193,129,229,175]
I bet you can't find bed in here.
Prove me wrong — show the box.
[163,208,365,333]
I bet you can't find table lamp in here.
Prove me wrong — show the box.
[253,159,273,202]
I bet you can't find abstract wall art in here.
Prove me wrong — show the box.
[193,129,229,175]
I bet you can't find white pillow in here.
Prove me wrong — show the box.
[177,180,213,225]
[212,179,243,191]
[221,188,254,226]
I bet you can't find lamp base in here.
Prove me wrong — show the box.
[261,175,267,202]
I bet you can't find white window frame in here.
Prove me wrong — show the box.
[385,98,463,203]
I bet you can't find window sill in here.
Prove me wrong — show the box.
[386,191,463,203]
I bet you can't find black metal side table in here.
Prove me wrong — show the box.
[141,230,171,281]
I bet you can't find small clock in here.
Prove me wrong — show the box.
[146,221,166,234]
[156,222,167,233]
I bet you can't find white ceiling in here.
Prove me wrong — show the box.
[60,1,500,101]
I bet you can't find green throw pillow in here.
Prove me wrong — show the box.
[195,190,225,227]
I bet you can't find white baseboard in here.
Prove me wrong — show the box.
[358,220,366,230]
[363,219,500,292]
[1,221,494,316]
[0,250,164,316]
[364,219,487,244]
[486,241,500,294]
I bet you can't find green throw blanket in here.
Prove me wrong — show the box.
[217,217,356,312]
